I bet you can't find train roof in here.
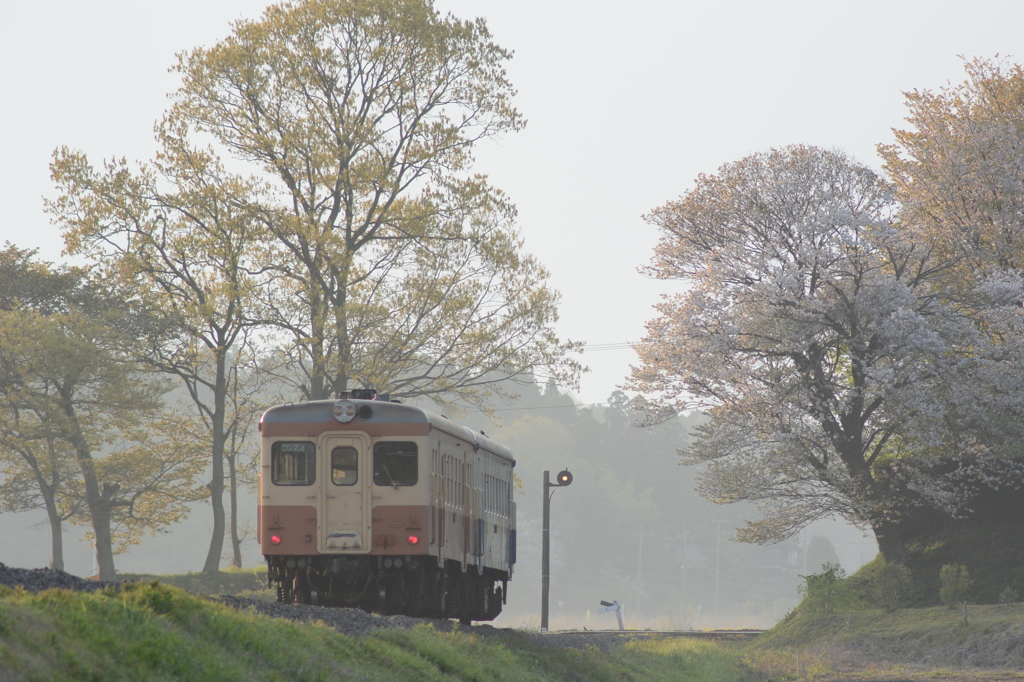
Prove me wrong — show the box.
[260,399,514,464]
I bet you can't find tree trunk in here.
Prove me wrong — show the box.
[228,451,242,568]
[63,400,118,580]
[202,351,228,573]
[42,488,65,572]
[871,518,910,566]
[91,492,117,581]
[25,444,65,572]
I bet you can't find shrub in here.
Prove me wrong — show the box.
[799,562,860,613]
[939,564,972,608]
[873,561,911,610]
[999,586,1019,605]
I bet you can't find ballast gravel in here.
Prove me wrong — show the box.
[0,563,115,594]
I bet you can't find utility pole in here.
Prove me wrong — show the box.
[636,523,655,621]
[541,468,573,633]
[714,521,721,620]
[636,523,643,620]
[681,525,689,620]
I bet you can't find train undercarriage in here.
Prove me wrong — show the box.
[266,555,507,624]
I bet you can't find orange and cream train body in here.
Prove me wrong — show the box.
[258,391,516,622]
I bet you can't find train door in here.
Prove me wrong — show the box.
[319,432,372,553]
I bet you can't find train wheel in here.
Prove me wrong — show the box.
[430,566,445,618]
[294,571,311,604]
[443,567,462,619]
[492,585,503,619]
[377,580,388,613]
[456,570,474,624]
[407,569,426,616]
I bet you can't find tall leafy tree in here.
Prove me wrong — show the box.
[50,128,268,573]
[0,413,82,571]
[0,246,207,579]
[0,246,90,571]
[627,146,1023,566]
[168,0,580,405]
[880,57,1024,285]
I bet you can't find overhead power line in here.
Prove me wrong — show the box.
[581,342,636,352]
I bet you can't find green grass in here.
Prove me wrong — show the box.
[115,565,269,596]
[0,582,748,681]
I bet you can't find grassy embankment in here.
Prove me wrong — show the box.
[7,566,1024,680]
[0,581,743,682]
[746,603,1024,680]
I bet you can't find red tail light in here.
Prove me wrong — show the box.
[271,535,282,545]
[407,535,419,545]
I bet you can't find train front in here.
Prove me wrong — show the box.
[258,394,430,605]
[257,391,514,622]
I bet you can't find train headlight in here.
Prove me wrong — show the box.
[270,535,282,545]
[333,400,357,422]
[407,535,419,545]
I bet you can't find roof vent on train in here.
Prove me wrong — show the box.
[349,388,377,400]
[337,388,399,404]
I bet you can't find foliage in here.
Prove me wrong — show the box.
[163,0,580,406]
[798,562,860,614]
[999,586,1019,605]
[50,129,273,573]
[627,144,1024,566]
[847,557,913,606]
[0,247,206,579]
[881,57,1024,283]
[939,563,972,608]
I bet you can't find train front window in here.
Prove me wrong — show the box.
[373,441,418,487]
[332,446,358,486]
[271,441,315,485]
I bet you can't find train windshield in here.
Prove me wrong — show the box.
[373,441,418,487]
[271,441,315,485]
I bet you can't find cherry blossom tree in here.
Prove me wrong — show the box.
[628,145,1024,566]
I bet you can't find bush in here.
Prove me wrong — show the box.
[799,562,860,613]
[939,564,972,608]
[873,561,911,610]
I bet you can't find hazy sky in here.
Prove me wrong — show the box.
[3,0,1024,405]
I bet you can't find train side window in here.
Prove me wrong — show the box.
[271,441,315,486]
[331,446,358,486]
[373,441,418,487]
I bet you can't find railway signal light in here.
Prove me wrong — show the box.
[542,468,575,632]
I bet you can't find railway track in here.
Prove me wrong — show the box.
[551,629,762,639]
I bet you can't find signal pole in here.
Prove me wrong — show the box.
[541,468,573,632]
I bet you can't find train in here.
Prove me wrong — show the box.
[258,389,517,623]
